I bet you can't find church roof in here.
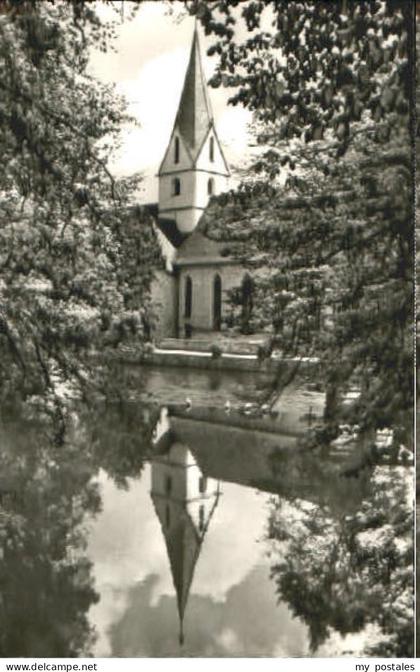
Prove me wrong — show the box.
[174,25,214,159]
[164,509,201,627]
[151,476,219,646]
[151,440,219,645]
[174,186,340,261]
[128,203,186,250]
[175,229,227,263]
[150,493,201,618]
[173,192,251,263]
[156,217,187,249]
[156,411,368,514]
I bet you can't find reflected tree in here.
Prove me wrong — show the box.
[267,467,413,656]
[0,398,156,656]
[86,399,159,488]
[0,416,100,656]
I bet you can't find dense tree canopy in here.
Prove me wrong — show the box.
[188,0,414,442]
[187,0,412,148]
[0,413,100,656]
[0,0,160,437]
[267,466,414,656]
[0,1,163,653]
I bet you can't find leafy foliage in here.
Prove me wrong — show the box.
[188,0,413,440]
[0,1,160,433]
[267,467,414,656]
[187,0,412,149]
[0,414,100,656]
[0,399,156,656]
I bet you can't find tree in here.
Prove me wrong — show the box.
[0,394,156,656]
[267,466,414,656]
[187,0,414,442]
[0,1,160,439]
[415,6,420,653]
[0,413,101,656]
[86,395,159,488]
[187,0,412,148]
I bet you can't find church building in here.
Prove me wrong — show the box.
[150,407,221,646]
[158,26,230,235]
[151,25,246,340]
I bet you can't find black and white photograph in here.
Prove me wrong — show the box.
[0,0,415,664]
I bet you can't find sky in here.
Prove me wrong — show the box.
[86,467,376,658]
[89,1,254,203]
[86,467,310,657]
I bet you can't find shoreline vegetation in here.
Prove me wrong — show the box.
[0,0,414,659]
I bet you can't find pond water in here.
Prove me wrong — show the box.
[87,468,306,657]
[0,366,414,658]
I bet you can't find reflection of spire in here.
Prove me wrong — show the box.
[150,410,221,647]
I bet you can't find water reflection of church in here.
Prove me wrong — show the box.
[150,407,221,645]
[148,403,367,647]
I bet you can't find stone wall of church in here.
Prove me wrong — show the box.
[151,269,178,340]
[177,262,244,337]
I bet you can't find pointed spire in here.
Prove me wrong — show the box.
[150,441,221,650]
[179,618,185,648]
[175,22,213,155]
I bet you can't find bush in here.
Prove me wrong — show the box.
[257,344,271,361]
[210,344,222,359]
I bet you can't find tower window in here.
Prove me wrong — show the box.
[241,274,254,335]
[165,475,172,495]
[199,476,207,494]
[209,137,214,162]
[174,137,180,164]
[213,274,222,331]
[198,505,205,532]
[172,177,181,196]
[185,275,192,319]
[207,178,214,196]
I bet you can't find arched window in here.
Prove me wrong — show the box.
[174,136,180,164]
[172,177,181,196]
[199,477,207,494]
[213,274,222,331]
[198,505,205,532]
[209,136,214,162]
[185,276,192,319]
[241,274,254,335]
[207,178,214,196]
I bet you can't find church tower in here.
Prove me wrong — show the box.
[158,25,230,234]
[150,408,221,646]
